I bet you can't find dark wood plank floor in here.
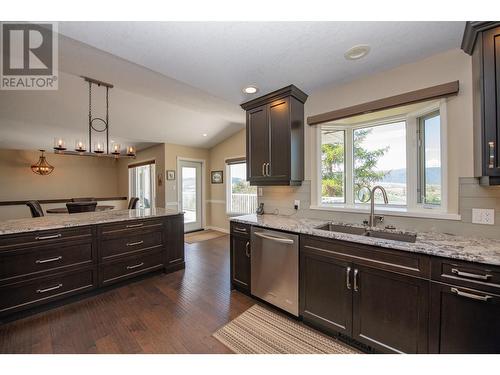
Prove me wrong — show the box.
[0,235,255,354]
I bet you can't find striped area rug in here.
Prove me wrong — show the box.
[213,304,359,354]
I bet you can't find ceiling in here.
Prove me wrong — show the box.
[58,22,466,104]
[0,22,465,152]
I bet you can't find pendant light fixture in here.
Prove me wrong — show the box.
[31,150,55,176]
[52,76,136,158]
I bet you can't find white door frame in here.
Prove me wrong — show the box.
[177,157,206,231]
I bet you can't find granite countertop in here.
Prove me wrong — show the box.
[0,208,183,236]
[230,214,500,267]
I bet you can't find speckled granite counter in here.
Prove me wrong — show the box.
[231,214,500,267]
[0,208,183,236]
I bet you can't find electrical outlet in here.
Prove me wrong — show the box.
[472,208,495,225]
[294,200,300,210]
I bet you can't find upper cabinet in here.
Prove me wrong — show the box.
[462,22,500,185]
[241,85,308,186]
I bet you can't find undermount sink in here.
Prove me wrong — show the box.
[314,223,417,243]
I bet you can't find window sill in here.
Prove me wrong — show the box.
[309,205,461,221]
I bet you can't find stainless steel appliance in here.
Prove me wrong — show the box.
[251,227,299,316]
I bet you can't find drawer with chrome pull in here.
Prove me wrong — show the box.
[98,219,163,240]
[230,222,251,238]
[0,268,96,316]
[0,240,94,285]
[431,257,500,294]
[100,230,163,261]
[99,250,164,286]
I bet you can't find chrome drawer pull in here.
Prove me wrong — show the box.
[233,227,247,233]
[245,241,250,258]
[353,269,359,292]
[126,223,143,228]
[451,268,492,281]
[451,287,492,302]
[35,256,62,264]
[35,233,62,241]
[126,262,144,270]
[346,267,352,290]
[126,240,144,247]
[37,283,63,294]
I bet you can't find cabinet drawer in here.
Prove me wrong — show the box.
[230,222,251,237]
[98,219,163,240]
[0,240,94,284]
[0,226,93,252]
[301,235,430,278]
[100,250,164,286]
[0,268,96,315]
[100,230,163,260]
[431,257,500,294]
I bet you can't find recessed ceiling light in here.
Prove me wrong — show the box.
[202,133,208,137]
[243,86,259,94]
[344,44,371,60]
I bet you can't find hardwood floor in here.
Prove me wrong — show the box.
[0,235,255,354]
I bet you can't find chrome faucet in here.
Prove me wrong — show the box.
[368,185,389,228]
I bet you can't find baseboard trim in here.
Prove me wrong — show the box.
[205,226,229,234]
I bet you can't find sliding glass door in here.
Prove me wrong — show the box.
[128,161,156,209]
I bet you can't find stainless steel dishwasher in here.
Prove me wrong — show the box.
[251,227,299,316]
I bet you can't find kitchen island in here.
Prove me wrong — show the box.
[229,214,500,354]
[0,208,184,321]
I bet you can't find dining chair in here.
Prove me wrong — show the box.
[66,202,97,213]
[128,197,139,209]
[26,201,44,217]
[71,197,95,202]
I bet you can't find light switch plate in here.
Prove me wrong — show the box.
[472,208,495,225]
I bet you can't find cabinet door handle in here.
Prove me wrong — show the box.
[126,223,143,228]
[451,287,492,302]
[346,266,352,290]
[353,269,359,292]
[262,163,266,176]
[451,268,492,281]
[245,241,250,258]
[36,283,63,294]
[35,233,62,241]
[126,240,144,247]
[126,262,144,270]
[266,163,270,176]
[488,141,495,169]
[35,256,62,264]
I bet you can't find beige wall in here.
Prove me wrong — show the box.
[305,48,473,214]
[118,143,166,208]
[207,129,246,231]
[0,149,126,220]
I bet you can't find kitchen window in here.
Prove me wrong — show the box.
[317,101,445,214]
[226,159,258,215]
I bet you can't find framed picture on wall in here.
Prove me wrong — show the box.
[166,170,176,180]
[211,170,223,184]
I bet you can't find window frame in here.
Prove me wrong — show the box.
[225,159,257,215]
[315,100,448,216]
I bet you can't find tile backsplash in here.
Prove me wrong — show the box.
[258,178,500,239]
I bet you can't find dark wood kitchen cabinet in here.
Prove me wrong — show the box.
[429,282,500,353]
[300,235,430,353]
[230,222,251,293]
[462,22,500,184]
[241,85,308,186]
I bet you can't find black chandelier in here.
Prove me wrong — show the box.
[53,76,136,158]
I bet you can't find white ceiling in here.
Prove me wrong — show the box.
[58,22,465,104]
[0,22,465,152]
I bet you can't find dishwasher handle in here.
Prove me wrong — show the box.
[253,231,295,244]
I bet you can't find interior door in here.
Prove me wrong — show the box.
[179,160,202,232]
[246,105,269,182]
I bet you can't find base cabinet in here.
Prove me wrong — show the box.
[429,282,500,353]
[230,233,251,293]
